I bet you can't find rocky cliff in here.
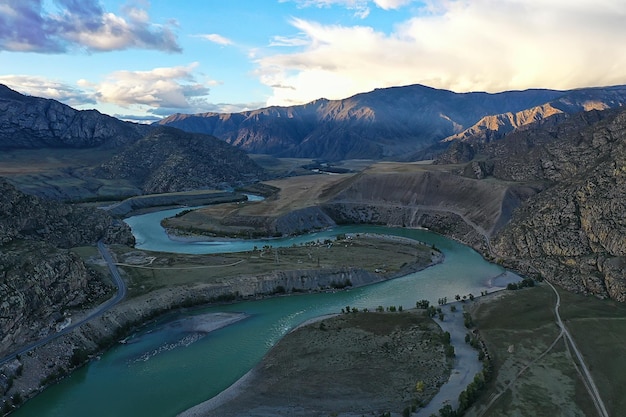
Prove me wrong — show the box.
[0,179,134,247]
[488,108,626,300]
[0,84,148,149]
[432,105,626,300]
[0,178,134,358]
[157,84,626,161]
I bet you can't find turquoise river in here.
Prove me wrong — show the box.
[15,207,506,417]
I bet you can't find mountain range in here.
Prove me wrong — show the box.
[157,84,626,161]
[0,84,148,149]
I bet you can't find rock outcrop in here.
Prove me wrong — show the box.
[0,242,107,358]
[0,179,134,247]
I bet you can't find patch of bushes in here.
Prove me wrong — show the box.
[506,278,535,290]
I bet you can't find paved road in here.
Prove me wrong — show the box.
[0,241,126,366]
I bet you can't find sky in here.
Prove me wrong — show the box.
[1,0,626,123]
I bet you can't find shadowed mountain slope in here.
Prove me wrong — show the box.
[93,127,267,194]
[442,85,626,146]
[483,108,626,301]
[0,84,148,149]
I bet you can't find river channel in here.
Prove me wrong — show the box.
[16,208,506,417]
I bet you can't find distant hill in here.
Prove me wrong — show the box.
[0,84,148,149]
[156,84,626,161]
[93,126,267,194]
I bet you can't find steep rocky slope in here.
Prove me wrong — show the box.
[0,178,134,357]
[488,109,626,300]
[434,105,626,300]
[157,84,626,161]
[0,179,133,247]
[93,126,267,194]
[0,84,148,149]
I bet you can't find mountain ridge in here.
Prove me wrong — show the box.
[0,84,149,149]
[156,83,626,161]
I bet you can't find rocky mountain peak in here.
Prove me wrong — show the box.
[0,84,149,149]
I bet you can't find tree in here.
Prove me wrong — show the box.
[415,380,425,392]
[445,345,455,358]
[438,404,457,417]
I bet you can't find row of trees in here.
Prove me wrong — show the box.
[340,305,404,314]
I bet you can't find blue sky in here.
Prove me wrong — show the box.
[1,0,626,123]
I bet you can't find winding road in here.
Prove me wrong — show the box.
[0,241,126,366]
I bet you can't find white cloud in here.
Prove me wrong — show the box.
[194,33,234,46]
[85,63,210,110]
[0,67,263,118]
[0,0,180,53]
[258,0,626,106]
[0,75,96,106]
[269,35,310,47]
